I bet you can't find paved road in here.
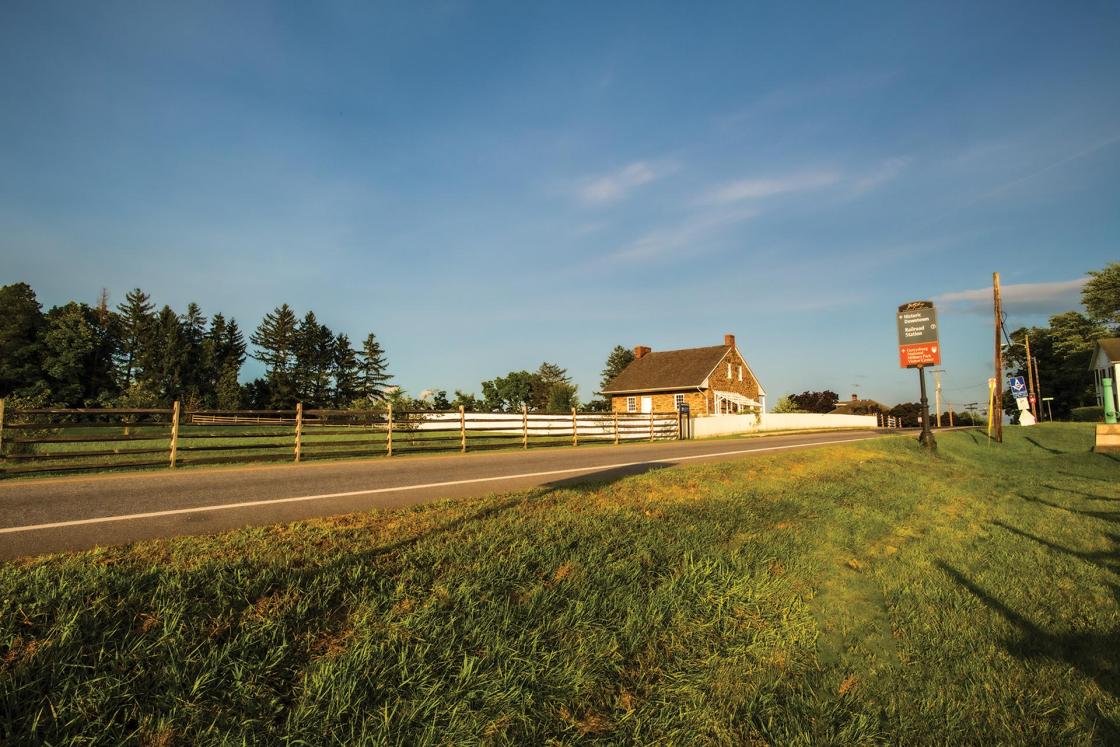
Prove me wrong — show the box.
[0,430,890,559]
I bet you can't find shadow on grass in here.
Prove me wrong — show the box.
[1060,470,1118,484]
[1040,484,1120,502]
[991,520,1120,573]
[1015,494,1120,525]
[1024,436,1063,455]
[936,560,1120,708]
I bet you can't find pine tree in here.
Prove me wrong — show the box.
[115,288,155,387]
[137,306,188,403]
[0,283,46,397]
[331,333,361,407]
[358,332,393,401]
[215,362,242,409]
[600,346,634,392]
[250,304,299,407]
[294,311,336,406]
[180,302,207,402]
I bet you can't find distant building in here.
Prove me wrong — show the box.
[601,334,765,416]
[1089,338,1120,412]
[829,394,886,415]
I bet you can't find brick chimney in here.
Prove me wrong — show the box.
[851,394,858,401]
[724,333,735,348]
[634,346,652,360]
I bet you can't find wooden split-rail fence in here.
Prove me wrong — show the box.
[0,400,682,478]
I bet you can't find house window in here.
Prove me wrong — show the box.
[627,396,637,413]
[674,393,685,409]
[738,365,743,382]
[727,363,732,378]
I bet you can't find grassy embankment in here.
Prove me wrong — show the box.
[2,424,1118,743]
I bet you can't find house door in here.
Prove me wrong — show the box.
[641,396,653,413]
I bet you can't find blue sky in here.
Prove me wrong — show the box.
[2,2,1118,409]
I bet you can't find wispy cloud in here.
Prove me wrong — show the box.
[604,206,758,263]
[697,171,840,205]
[849,156,911,196]
[935,277,1088,316]
[576,161,668,205]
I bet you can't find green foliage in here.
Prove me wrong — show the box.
[481,370,538,412]
[1070,406,1103,422]
[1082,262,1120,328]
[597,345,634,408]
[450,390,484,412]
[0,282,46,397]
[294,311,336,407]
[1003,312,1109,419]
[41,302,118,406]
[790,390,839,413]
[771,395,805,413]
[358,333,393,402]
[888,401,924,427]
[250,304,299,408]
[331,334,361,408]
[115,288,154,387]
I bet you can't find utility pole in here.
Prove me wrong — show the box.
[1024,334,1037,420]
[930,369,945,427]
[993,272,1004,443]
[947,401,954,427]
[1032,355,1043,420]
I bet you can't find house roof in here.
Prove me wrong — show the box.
[602,345,731,393]
[1092,338,1120,366]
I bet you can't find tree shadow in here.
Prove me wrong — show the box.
[1040,484,1120,502]
[1024,436,1063,454]
[991,520,1120,573]
[1059,470,1116,484]
[936,560,1120,707]
[1015,493,1120,525]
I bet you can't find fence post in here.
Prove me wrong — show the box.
[169,401,180,468]
[459,405,467,453]
[294,402,304,463]
[571,407,578,447]
[649,409,655,442]
[677,410,683,440]
[387,403,394,457]
[522,404,528,449]
[0,398,5,458]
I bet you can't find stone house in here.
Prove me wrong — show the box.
[601,334,766,416]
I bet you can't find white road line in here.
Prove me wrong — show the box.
[0,436,876,534]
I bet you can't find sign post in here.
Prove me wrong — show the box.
[1008,375,1035,426]
[898,301,940,450]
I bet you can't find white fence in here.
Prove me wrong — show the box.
[691,412,878,439]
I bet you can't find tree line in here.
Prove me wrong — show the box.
[0,284,392,410]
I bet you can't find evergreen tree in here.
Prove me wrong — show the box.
[137,306,188,403]
[180,302,207,402]
[358,332,393,401]
[331,333,361,407]
[600,346,635,393]
[533,361,574,411]
[0,283,46,397]
[250,304,299,407]
[115,288,155,388]
[215,363,242,409]
[294,311,336,406]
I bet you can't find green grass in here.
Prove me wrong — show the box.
[2,424,1118,744]
[1,421,677,478]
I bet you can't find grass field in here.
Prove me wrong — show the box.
[0,416,677,478]
[2,424,1118,743]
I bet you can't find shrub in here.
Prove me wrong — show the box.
[1070,406,1103,422]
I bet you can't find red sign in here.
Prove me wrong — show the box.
[899,342,941,368]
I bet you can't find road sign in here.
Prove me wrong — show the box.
[897,301,941,368]
[1009,376,1027,398]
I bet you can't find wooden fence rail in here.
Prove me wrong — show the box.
[0,400,681,478]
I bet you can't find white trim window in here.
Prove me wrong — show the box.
[627,396,637,413]
[674,393,685,409]
[738,365,743,382]
[727,363,732,378]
